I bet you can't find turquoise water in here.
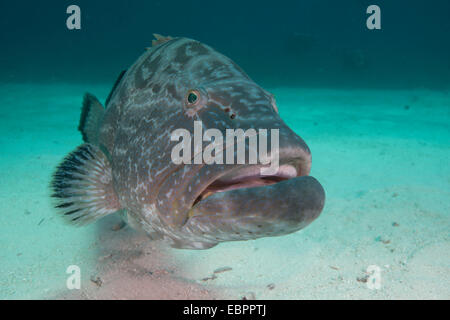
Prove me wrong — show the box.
[1,0,449,300]
[0,84,448,299]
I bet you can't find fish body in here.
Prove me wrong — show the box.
[52,35,325,249]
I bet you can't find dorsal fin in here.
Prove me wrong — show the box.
[105,70,126,106]
[78,93,104,144]
[151,33,173,47]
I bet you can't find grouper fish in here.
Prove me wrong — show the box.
[51,34,325,249]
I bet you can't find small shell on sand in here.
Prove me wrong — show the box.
[90,275,103,287]
[267,283,275,290]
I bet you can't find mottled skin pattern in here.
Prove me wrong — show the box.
[96,37,324,249]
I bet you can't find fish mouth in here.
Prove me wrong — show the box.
[180,153,325,249]
[174,130,325,248]
[192,157,310,207]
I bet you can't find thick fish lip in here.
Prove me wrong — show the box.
[186,175,325,240]
[191,152,312,208]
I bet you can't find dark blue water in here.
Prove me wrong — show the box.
[1,0,449,89]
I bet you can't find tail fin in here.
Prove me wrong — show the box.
[78,93,105,144]
[51,144,121,225]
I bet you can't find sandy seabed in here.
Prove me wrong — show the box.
[0,83,448,299]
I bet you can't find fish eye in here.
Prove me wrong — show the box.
[186,90,200,106]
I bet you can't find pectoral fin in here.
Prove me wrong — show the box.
[51,144,121,225]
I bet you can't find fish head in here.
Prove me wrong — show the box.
[135,38,324,247]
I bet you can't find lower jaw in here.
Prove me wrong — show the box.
[186,175,325,236]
